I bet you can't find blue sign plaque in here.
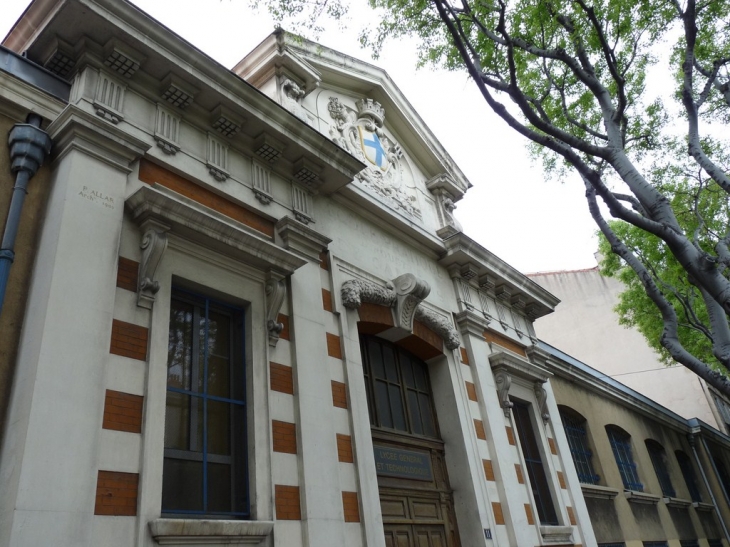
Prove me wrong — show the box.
[373,445,433,482]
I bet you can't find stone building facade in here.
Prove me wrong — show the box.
[0,1,728,547]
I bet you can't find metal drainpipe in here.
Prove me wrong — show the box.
[688,431,730,542]
[0,113,52,316]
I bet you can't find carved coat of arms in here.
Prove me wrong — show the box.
[328,97,420,217]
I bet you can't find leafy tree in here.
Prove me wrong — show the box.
[254,0,730,398]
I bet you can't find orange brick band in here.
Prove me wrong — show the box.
[326,332,342,359]
[483,459,495,481]
[102,390,143,434]
[116,257,139,292]
[342,491,360,522]
[322,289,334,312]
[94,470,139,516]
[272,420,297,454]
[332,381,348,409]
[558,471,567,489]
[460,347,470,365]
[473,419,487,440]
[506,426,516,445]
[525,504,535,525]
[138,159,275,237]
[465,381,478,402]
[483,329,527,357]
[319,251,329,271]
[515,463,524,484]
[275,485,301,520]
[492,502,505,525]
[110,319,149,361]
[337,434,354,463]
[270,362,294,394]
[277,314,290,341]
[548,437,558,455]
[567,506,577,525]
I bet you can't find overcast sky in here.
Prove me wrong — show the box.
[2,0,600,274]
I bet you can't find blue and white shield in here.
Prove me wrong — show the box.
[358,127,389,172]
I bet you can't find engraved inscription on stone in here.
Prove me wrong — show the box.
[78,186,115,210]
[373,445,433,481]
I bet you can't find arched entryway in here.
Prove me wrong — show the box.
[359,334,460,547]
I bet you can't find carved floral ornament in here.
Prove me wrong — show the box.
[341,274,461,351]
[328,96,420,218]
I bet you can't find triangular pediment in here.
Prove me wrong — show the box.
[235,31,471,246]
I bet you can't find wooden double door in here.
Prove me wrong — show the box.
[374,430,460,547]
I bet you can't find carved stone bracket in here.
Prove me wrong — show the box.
[393,274,430,332]
[341,278,396,309]
[534,381,550,423]
[137,219,170,309]
[340,273,461,351]
[266,273,287,347]
[414,306,460,350]
[494,370,513,418]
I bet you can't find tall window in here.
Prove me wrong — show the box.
[645,440,675,497]
[360,335,438,438]
[162,290,248,517]
[559,407,599,485]
[606,426,643,491]
[675,451,702,502]
[512,400,558,525]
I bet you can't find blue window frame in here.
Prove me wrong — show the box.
[512,399,558,525]
[559,407,600,485]
[675,451,702,502]
[645,440,675,497]
[162,289,249,518]
[606,426,643,491]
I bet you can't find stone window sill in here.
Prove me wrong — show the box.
[693,501,715,512]
[580,483,620,500]
[662,496,692,509]
[539,525,573,544]
[624,490,661,505]
[148,519,274,546]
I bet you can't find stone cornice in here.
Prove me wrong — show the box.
[126,185,306,276]
[438,233,559,319]
[9,0,366,194]
[454,309,490,338]
[47,105,150,172]
[275,215,332,263]
[490,350,552,384]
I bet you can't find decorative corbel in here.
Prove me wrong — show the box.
[414,306,461,350]
[137,220,169,309]
[266,273,287,347]
[534,381,550,423]
[393,273,430,332]
[494,370,513,418]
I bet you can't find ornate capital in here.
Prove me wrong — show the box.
[265,273,287,347]
[392,273,430,332]
[494,370,513,418]
[138,219,170,309]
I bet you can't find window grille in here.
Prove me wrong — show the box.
[360,335,438,438]
[642,542,669,547]
[646,440,675,497]
[560,410,599,485]
[162,290,248,517]
[675,451,702,502]
[708,540,723,547]
[606,426,643,491]
[679,541,700,547]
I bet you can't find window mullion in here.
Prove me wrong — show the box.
[202,298,209,513]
